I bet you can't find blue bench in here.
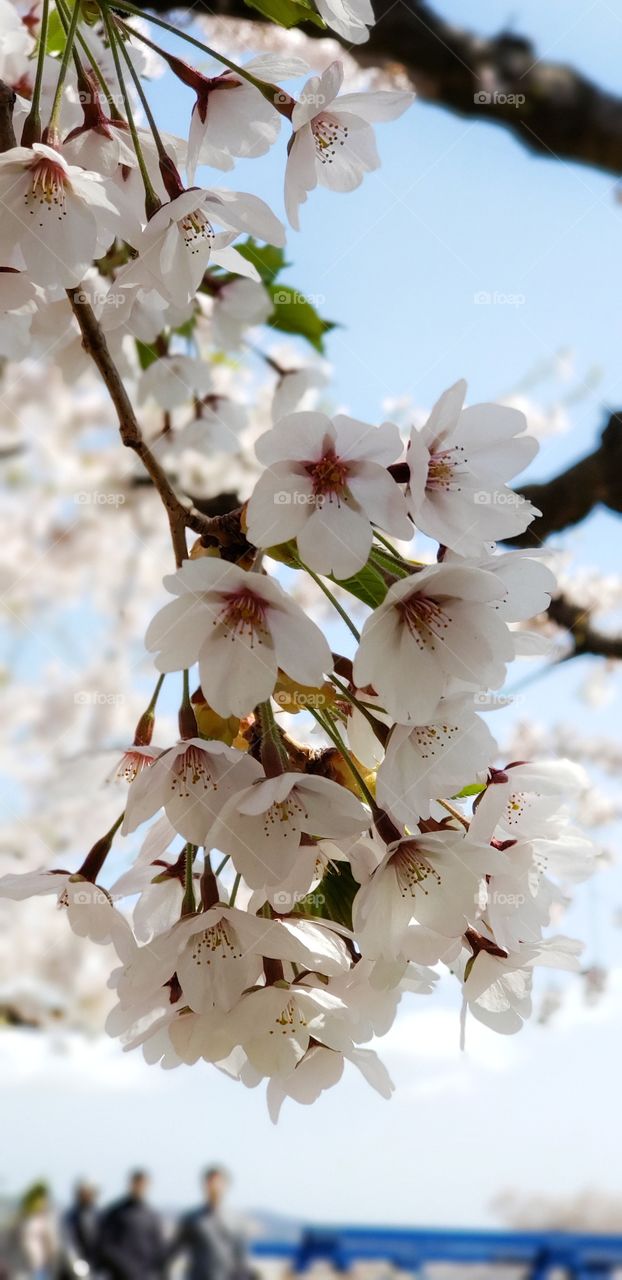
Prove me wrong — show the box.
[252,1224,622,1277]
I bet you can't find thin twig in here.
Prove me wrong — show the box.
[66,290,227,564]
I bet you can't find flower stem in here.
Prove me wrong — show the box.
[132,672,166,745]
[181,844,197,915]
[256,699,289,777]
[99,2,162,218]
[78,810,125,882]
[329,671,389,744]
[45,0,82,139]
[110,13,176,167]
[22,0,49,145]
[56,0,118,112]
[229,872,241,908]
[292,554,361,642]
[179,669,198,740]
[111,1,285,103]
[437,798,470,830]
[311,708,376,809]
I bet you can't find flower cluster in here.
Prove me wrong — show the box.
[0,0,599,1114]
[0,380,597,1113]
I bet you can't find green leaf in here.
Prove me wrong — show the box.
[264,540,300,567]
[135,340,159,371]
[267,283,336,353]
[244,0,326,28]
[295,861,359,930]
[173,317,196,340]
[43,7,66,54]
[331,562,388,609]
[454,782,486,798]
[235,239,289,286]
[369,547,412,579]
[268,545,388,606]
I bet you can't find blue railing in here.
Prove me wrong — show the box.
[251,1225,622,1278]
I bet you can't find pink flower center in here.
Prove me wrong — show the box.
[217,588,269,644]
[312,116,349,165]
[116,749,156,783]
[426,446,466,492]
[396,592,451,651]
[26,155,68,223]
[306,448,350,500]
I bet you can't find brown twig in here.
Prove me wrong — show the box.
[0,79,16,151]
[67,289,233,564]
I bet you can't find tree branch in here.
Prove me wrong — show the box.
[0,79,16,150]
[547,594,622,662]
[511,409,622,548]
[130,0,622,177]
[67,289,235,564]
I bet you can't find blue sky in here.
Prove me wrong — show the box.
[4,0,622,1228]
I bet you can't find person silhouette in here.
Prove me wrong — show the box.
[172,1167,248,1280]
[98,1171,166,1280]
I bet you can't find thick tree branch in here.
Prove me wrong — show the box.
[511,409,622,549]
[547,594,622,662]
[132,0,622,177]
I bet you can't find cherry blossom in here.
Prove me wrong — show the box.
[0,0,601,1114]
[469,759,589,844]
[145,558,332,717]
[314,0,375,44]
[461,936,583,1034]
[376,695,497,824]
[353,828,504,957]
[209,277,273,349]
[284,61,414,229]
[185,54,309,178]
[246,410,411,577]
[115,187,285,309]
[0,143,120,287]
[353,561,515,723]
[137,354,213,412]
[121,738,262,844]
[209,771,370,889]
[405,380,540,554]
[229,982,350,1076]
